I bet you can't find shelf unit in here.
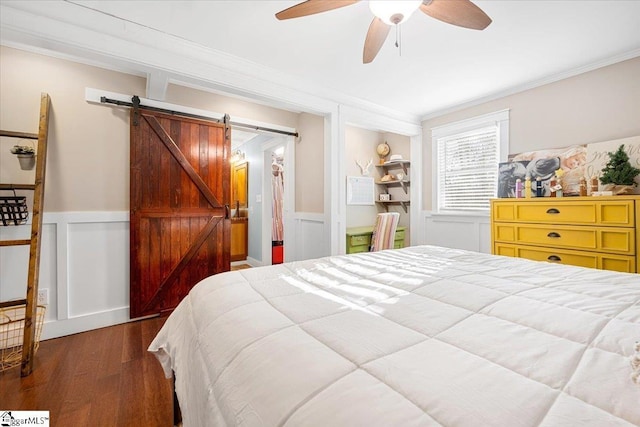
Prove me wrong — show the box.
[0,93,51,376]
[376,200,410,213]
[375,160,410,212]
[375,178,410,194]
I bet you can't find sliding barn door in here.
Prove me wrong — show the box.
[130,109,230,318]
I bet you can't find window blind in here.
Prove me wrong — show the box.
[437,125,498,211]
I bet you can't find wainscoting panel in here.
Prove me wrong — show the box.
[422,212,491,253]
[292,213,328,262]
[67,221,129,318]
[0,223,57,321]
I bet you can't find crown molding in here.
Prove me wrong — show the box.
[0,1,421,129]
[421,48,640,122]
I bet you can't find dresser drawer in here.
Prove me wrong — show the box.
[494,243,636,273]
[492,200,635,226]
[493,223,635,254]
[347,244,370,254]
[349,234,371,247]
[346,226,407,254]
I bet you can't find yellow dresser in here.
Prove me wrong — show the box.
[490,196,640,273]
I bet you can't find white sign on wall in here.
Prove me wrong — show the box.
[346,176,374,205]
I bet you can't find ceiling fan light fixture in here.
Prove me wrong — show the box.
[369,0,422,25]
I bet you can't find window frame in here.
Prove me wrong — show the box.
[431,109,510,215]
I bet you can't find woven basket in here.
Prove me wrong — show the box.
[0,304,46,372]
[0,190,29,226]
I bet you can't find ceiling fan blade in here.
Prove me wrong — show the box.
[420,0,492,30]
[363,17,391,64]
[276,0,359,20]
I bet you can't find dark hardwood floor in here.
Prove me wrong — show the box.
[0,316,173,427]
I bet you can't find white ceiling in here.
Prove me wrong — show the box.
[2,1,640,120]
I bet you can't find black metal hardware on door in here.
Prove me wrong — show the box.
[225,204,230,219]
[547,255,562,262]
[546,208,560,214]
[547,232,561,238]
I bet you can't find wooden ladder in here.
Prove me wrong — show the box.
[0,93,51,376]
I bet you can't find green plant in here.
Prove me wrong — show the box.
[600,144,640,186]
[10,145,35,155]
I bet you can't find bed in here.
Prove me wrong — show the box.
[149,245,640,426]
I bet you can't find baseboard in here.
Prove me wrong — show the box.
[41,306,130,340]
[245,257,263,267]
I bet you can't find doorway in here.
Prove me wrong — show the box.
[269,144,285,264]
[231,131,294,267]
[261,137,291,265]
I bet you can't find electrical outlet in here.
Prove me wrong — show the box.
[37,289,49,305]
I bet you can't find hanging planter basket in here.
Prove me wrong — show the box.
[10,144,36,171]
[16,154,36,171]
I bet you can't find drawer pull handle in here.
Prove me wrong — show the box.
[546,208,560,214]
[547,232,561,238]
[547,255,562,262]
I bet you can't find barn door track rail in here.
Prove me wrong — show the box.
[100,95,298,137]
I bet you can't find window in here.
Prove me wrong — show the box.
[432,110,509,213]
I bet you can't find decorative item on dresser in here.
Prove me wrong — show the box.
[599,144,640,195]
[491,196,640,273]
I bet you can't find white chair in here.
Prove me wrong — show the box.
[370,212,400,251]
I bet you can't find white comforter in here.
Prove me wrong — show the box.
[149,245,640,426]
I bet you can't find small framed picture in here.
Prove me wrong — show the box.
[379,193,391,201]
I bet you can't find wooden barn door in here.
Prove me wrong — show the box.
[130,109,230,318]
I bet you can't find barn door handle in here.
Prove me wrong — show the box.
[547,255,562,262]
[546,208,560,214]
[547,232,561,238]
[225,204,230,219]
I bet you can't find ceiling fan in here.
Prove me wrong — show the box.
[276,0,492,64]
